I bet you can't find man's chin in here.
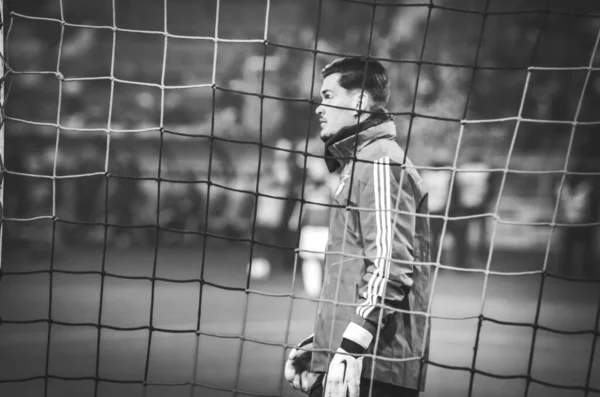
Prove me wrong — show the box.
[320,129,333,142]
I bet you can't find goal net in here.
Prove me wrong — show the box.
[1,0,599,397]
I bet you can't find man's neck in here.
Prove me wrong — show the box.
[323,110,395,172]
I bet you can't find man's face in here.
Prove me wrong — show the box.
[315,73,358,141]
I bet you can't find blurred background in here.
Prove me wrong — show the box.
[1,0,600,396]
[4,0,600,258]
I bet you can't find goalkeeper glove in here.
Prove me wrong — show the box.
[284,334,320,394]
[323,347,364,397]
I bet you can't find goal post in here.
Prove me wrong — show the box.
[1,1,600,397]
[0,0,4,270]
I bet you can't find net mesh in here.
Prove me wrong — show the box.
[1,0,600,396]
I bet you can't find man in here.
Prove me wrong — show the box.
[420,157,460,267]
[556,159,599,278]
[453,154,497,268]
[288,137,337,297]
[248,138,295,280]
[284,57,431,397]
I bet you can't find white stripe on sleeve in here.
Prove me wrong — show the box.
[357,157,392,318]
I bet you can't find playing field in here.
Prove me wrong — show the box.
[0,241,598,397]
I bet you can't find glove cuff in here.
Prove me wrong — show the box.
[297,334,314,349]
[341,322,373,355]
[340,338,366,355]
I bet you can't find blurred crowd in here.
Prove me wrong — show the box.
[5,132,599,280]
[4,0,600,281]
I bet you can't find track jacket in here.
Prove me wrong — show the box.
[310,111,431,391]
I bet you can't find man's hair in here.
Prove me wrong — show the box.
[321,56,390,107]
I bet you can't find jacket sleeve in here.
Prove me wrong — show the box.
[340,156,416,354]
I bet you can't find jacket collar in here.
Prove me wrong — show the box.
[323,110,395,172]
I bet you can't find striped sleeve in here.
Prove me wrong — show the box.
[344,156,416,347]
[358,157,394,318]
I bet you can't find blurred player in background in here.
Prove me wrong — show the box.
[453,154,496,268]
[556,159,600,278]
[248,138,295,280]
[289,137,338,298]
[420,157,459,267]
[285,57,431,397]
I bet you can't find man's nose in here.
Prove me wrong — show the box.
[315,105,323,116]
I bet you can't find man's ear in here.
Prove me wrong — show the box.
[353,93,370,116]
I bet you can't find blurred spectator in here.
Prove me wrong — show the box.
[454,154,497,268]
[62,25,97,60]
[556,160,600,278]
[421,158,461,267]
